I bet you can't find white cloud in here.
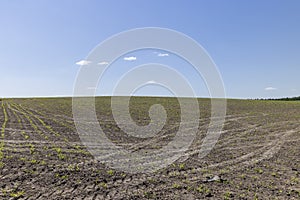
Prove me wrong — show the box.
[291,89,297,91]
[76,60,91,66]
[265,87,277,91]
[123,56,137,61]
[97,61,109,65]
[158,53,169,57]
[146,80,157,84]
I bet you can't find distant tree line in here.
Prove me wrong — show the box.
[255,96,300,101]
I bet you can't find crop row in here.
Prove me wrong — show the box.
[10,103,48,140]
[0,101,8,167]
[17,104,61,137]
[19,104,75,134]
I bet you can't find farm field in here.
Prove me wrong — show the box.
[0,97,299,199]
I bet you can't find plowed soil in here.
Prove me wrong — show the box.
[0,97,299,199]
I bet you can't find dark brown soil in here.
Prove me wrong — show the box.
[0,97,299,199]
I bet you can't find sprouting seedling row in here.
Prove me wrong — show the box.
[10,103,47,140]
[37,106,74,128]
[10,102,72,162]
[23,100,74,125]
[7,103,30,140]
[1,101,8,137]
[19,104,75,139]
[27,106,75,131]
[18,104,61,137]
[16,104,72,143]
[0,101,8,167]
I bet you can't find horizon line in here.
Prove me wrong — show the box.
[0,94,298,100]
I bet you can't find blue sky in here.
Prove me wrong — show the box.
[0,0,299,98]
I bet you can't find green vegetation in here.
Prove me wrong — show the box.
[107,169,114,176]
[10,103,46,139]
[53,147,66,160]
[0,101,8,167]
[196,184,211,195]
[9,190,25,198]
[267,96,300,101]
[172,183,181,189]
[28,143,35,154]
[99,182,108,188]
